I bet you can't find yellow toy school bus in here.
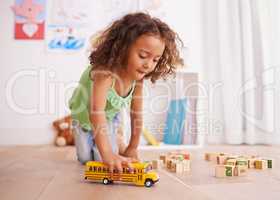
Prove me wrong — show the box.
[84,161,159,187]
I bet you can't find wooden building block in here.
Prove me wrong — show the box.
[178,155,185,161]
[236,159,248,169]
[211,153,221,162]
[217,155,227,165]
[255,160,262,169]
[234,165,247,176]
[215,165,235,178]
[176,162,184,173]
[255,160,268,170]
[226,159,237,166]
[225,165,235,177]
[158,159,164,168]
[205,152,219,161]
[267,159,273,169]
[152,160,158,170]
[247,158,256,168]
[182,160,191,172]
[205,153,210,161]
[262,159,268,169]
[160,155,166,164]
[182,153,190,160]
[215,165,226,178]
[171,160,176,172]
[166,159,172,169]
[171,154,184,161]
[262,158,273,169]
[212,153,222,162]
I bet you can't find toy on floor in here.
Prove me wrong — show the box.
[52,115,74,146]
[204,152,273,178]
[84,161,159,187]
[157,150,191,173]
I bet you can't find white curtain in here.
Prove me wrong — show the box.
[201,0,280,144]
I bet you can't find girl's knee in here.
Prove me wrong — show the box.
[77,153,93,165]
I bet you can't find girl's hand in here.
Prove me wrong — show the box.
[120,146,139,161]
[101,152,134,173]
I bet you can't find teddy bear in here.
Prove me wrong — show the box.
[52,115,75,146]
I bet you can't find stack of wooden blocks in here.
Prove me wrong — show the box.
[154,151,191,173]
[204,152,273,178]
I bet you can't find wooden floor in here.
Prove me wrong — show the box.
[0,145,280,200]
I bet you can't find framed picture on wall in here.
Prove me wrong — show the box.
[11,0,46,40]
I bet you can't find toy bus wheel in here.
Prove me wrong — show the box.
[103,178,110,185]
[144,179,154,187]
[84,177,88,180]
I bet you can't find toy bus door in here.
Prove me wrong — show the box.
[137,174,142,182]
[137,169,143,182]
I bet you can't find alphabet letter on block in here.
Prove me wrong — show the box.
[255,160,268,170]
[262,159,273,169]
[225,165,235,177]
[166,159,172,170]
[171,161,176,172]
[267,159,273,169]
[215,165,235,178]
[236,159,248,169]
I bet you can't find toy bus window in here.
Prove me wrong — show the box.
[98,167,101,172]
[113,169,117,173]
[93,166,96,172]
[134,169,137,174]
[89,166,93,171]
[144,166,152,173]
[123,168,125,173]
[125,168,130,173]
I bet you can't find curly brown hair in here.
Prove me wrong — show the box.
[89,12,184,83]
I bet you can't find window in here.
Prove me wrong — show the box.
[124,168,130,173]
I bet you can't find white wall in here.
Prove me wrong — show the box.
[0,0,203,145]
[0,0,89,145]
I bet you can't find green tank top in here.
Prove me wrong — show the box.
[69,66,136,131]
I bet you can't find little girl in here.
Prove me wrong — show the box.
[69,12,183,172]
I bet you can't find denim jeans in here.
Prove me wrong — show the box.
[72,113,121,164]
